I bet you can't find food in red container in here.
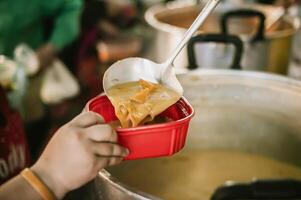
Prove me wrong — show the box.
[106,79,181,128]
[87,80,194,160]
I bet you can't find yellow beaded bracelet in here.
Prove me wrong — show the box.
[21,168,56,200]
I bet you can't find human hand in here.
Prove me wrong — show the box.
[35,43,56,70]
[276,0,297,8]
[31,111,129,199]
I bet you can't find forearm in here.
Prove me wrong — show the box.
[0,174,43,200]
[0,167,67,200]
[36,43,57,69]
[49,0,82,51]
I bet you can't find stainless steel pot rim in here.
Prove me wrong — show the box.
[178,69,301,91]
[98,170,157,199]
[145,4,300,41]
[145,4,187,35]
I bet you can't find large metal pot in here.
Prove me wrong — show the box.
[67,70,301,200]
[145,2,300,74]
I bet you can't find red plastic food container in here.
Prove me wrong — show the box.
[87,95,194,160]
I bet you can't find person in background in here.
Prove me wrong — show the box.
[0,0,82,66]
[77,0,141,99]
[0,111,129,200]
[0,0,83,159]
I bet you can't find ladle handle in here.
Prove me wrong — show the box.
[164,0,221,67]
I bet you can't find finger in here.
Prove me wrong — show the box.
[71,112,105,127]
[81,105,88,113]
[95,156,123,170]
[93,143,129,157]
[85,124,118,143]
[108,157,124,166]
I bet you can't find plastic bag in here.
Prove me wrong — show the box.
[0,55,27,115]
[14,44,39,76]
[41,59,80,105]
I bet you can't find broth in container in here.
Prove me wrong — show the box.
[106,79,181,128]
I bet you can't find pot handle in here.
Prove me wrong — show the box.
[221,9,266,42]
[187,34,243,70]
[211,179,301,200]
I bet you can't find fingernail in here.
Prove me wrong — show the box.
[125,148,130,156]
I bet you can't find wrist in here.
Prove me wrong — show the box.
[31,165,68,200]
[36,43,57,69]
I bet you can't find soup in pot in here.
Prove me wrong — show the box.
[108,149,301,200]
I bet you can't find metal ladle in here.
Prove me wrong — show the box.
[103,0,221,95]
